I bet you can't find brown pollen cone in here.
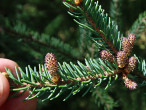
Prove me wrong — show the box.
[100,50,115,63]
[124,78,137,90]
[117,51,128,68]
[128,33,135,46]
[122,37,132,56]
[124,56,137,74]
[122,74,137,90]
[45,53,60,83]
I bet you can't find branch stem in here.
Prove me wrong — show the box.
[83,9,118,54]
[20,70,121,88]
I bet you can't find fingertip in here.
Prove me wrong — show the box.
[0,58,18,71]
[0,73,10,107]
[0,58,19,78]
[0,58,37,109]
[0,90,37,110]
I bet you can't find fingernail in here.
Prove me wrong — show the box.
[0,75,3,98]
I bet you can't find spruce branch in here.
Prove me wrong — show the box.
[84,10,118,54]
[3,51,145,101]
[63,0,146,80]
[0,0,145,103]
[63,0,123,54]
[2,54,120,101]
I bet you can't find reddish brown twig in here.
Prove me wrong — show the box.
[14,70,121,88]
[84,11,118,54]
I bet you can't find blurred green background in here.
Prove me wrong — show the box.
[0,0,145,110]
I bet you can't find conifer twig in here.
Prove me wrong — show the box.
[83,9,118,54]
[9,69,121,88]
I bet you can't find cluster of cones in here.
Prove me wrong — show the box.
[100,33,138,90]
[44,34,138,89]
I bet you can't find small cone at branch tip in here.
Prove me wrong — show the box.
[128,33,135,46]
[74,0,82,5]
[124,78,137,90]
[122,37,132,56]
[45,53,60,83]
[45,53,58,75]
[122,74,137,90]
[100,50,115,63]
[124,56,137,74]
[117,51,128,68]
